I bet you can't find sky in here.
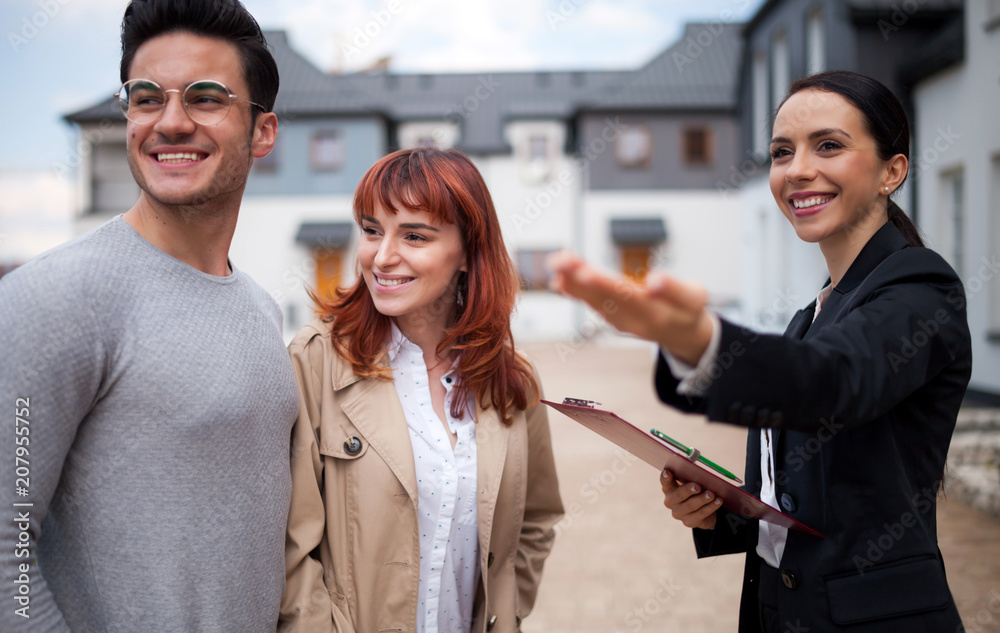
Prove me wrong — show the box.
[0,0,766,173]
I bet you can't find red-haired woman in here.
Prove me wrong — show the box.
[279,148,563,633]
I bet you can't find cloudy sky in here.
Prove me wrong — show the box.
[1,0,764,173]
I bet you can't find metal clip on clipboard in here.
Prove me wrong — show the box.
[561,397,602,408]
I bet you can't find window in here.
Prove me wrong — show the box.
[310,131,345,171]
[772,32,790,112]
[528,135,548,161]
[989,0,1000,26]
[516,249,557,290]
[806,7,825,76]
[752,50,769,157]
[937,168,965,277]
[682,127,713,166]
[615,125,653,168]
[91,141,139,213]
[990,155,1000,337]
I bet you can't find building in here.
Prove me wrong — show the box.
[733,0,964,330]
[64,23,745,342]
[910,0,1000,400]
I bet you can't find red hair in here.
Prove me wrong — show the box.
[316,148,537,424]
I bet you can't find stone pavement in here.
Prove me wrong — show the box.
[520,341,1000,633]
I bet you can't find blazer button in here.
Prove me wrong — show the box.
[769,411,784,428]
[740,405,756,426]
[487,614,498,631]
[780,493,797,513]
[727,401,743,424]
[781,569,798,589]
[487,552,495,568]
[755,408,771,428]
[343,437,362,455]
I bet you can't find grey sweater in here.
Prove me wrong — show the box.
[0,217,299,632]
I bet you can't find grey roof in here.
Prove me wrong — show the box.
[65,24,745,153]
[610,218,668,245]
[580,23,744,111]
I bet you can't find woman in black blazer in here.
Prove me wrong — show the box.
[549,71,972,633]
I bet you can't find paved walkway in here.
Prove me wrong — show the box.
[521,342,1000,633]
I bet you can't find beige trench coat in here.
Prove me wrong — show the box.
[279,321,564,633]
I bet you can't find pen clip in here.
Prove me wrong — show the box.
[685,447,701,463]
[562,397,601,408]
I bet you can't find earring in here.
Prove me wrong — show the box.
[884,187,890,193]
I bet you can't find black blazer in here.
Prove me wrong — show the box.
[655,222,972,632]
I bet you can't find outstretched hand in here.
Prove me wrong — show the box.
[546,251,714,366]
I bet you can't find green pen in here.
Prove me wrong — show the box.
[650,428,743,484]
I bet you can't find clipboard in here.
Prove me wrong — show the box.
[543,398,823,537]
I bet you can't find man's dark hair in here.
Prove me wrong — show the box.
[120,0,279,119]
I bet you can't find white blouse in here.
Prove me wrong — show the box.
[664,284,832,568]
[388,324,480,633]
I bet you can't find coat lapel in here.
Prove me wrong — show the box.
[474,404,510,558]
[338,377,419,508]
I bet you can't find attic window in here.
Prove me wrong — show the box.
[682,127,713,166]
[615,125,653,168]
[310,131,345,171]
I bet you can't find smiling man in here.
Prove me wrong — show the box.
[0,1,299,632]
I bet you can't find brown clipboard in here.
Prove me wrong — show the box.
[543,398,823,537]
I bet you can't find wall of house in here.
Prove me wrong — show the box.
[231,194,356,342]
[581,112,740,191]
[914,1,1000,397]
[243,116,386,197]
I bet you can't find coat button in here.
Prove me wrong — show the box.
[769,411,784,428]
[727,401,743,424]
[487,552,495,567]
[487,614,497,631]
[756,408,771,428]
[780,493,797,512]
[781,569,798,589]
[344,437,362,455]
[740,405,756,426]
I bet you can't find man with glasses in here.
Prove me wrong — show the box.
[0,1,298,631]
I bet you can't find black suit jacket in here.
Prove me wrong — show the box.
[655,222,972,632]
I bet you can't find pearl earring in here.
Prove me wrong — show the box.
[884,187,889,193]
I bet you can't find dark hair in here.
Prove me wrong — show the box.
[781,71,923,247]
[119,0,279,120]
